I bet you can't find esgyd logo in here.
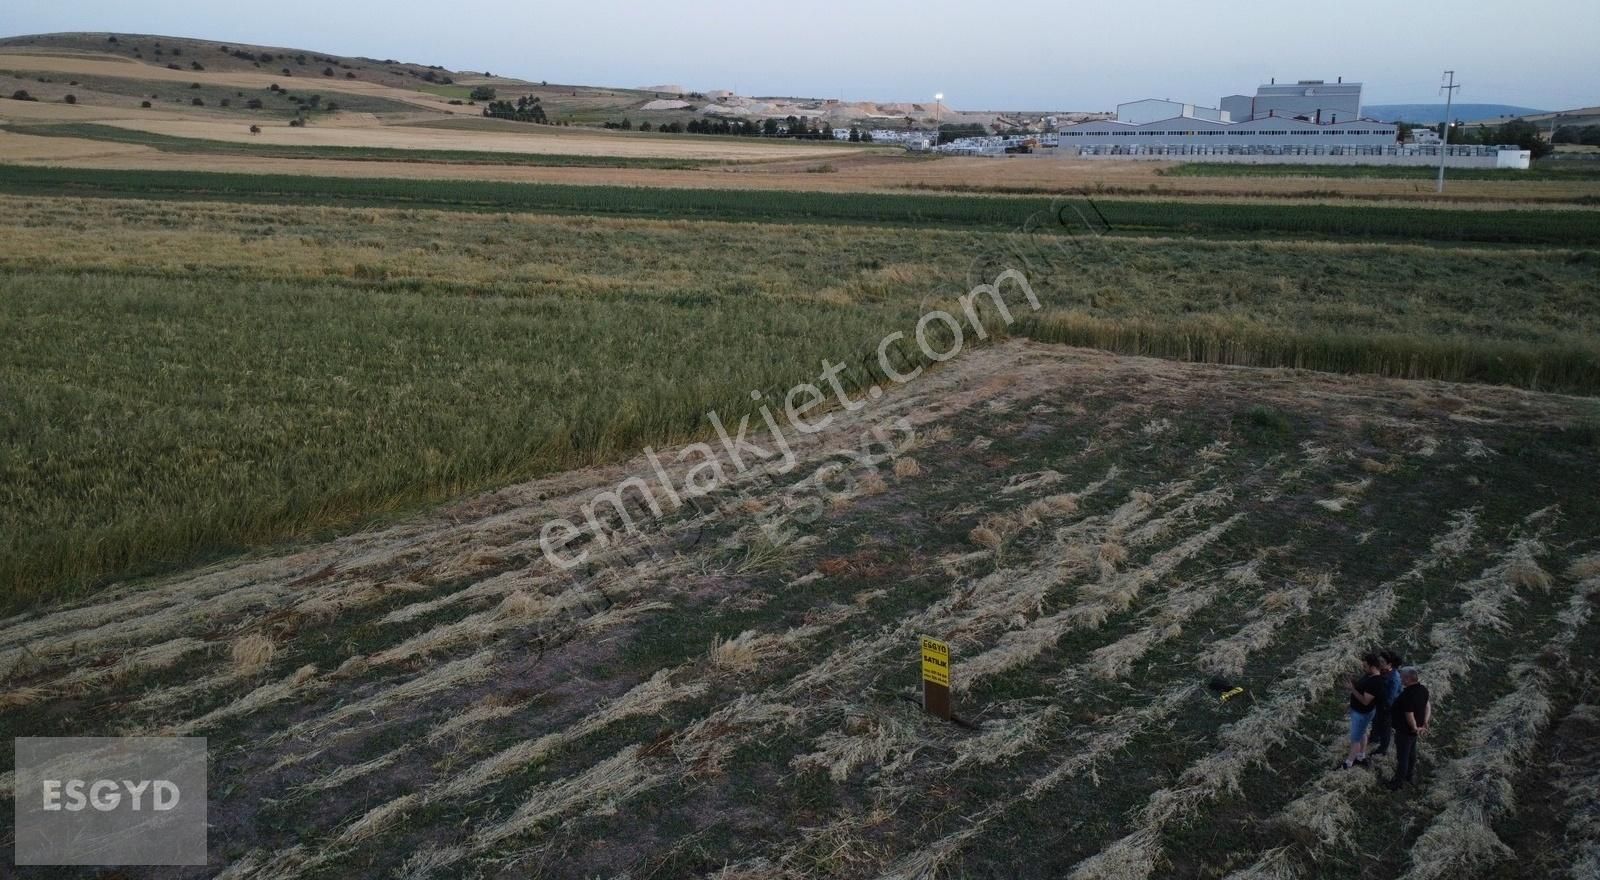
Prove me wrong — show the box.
[14,737,207,866]
[41,778,183,812]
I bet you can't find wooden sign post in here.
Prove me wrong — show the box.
[920,635,951,720]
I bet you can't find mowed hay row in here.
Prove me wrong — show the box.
[841,552,1286,875]
[876,684,1202,880]
[248,430,1091,870]
[1400,566,1599,880]
[1547,702,1600,878]
[874,511,1468,878]
[955,511,1245,693]
[1228,518,1561,871]
[1082,557,1263,681]
[827,515,1322,873]
[376,466,1129,868]
[1064,509,1486,880]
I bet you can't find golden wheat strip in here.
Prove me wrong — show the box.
[874,685,1200,880]
[957,514,1245,692]
[1206,571,1335,678]
[40,636,212,695]
[157,665,323,736]
[430,668,706,801]
[0,550,333,655]
[403,745,664,874]
[264,604,861,867]
[1082,562,1249,681]
[268,650,496,744]
[0,580,305,685]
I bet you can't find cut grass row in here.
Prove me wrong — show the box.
[2,123,721,169]
[3,164,1600,244]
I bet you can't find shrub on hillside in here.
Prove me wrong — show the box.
[10,90,35,101]
[63,94,76,105]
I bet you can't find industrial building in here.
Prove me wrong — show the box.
[1057,78,1399,154]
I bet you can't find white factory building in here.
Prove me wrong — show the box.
[1059,79,1399,154]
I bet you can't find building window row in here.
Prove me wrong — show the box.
[1060,127,1397,138]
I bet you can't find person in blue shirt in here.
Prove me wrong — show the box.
[1368,650,1404,756]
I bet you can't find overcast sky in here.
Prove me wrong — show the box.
[4,0,1596,110]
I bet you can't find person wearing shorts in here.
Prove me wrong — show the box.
[1341,653,1384,770]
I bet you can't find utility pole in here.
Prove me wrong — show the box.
[1437,70,1459,193]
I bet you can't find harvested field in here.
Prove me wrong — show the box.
[75,117,869,160]
[4,130,1597,204]
[1,341,1596,878]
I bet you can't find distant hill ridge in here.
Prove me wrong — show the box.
[1363,103,1547,124]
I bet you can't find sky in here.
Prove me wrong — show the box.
[3,0,1596,111]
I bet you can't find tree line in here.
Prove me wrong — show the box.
[601,115,874,141]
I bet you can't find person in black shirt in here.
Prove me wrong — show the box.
[1341,653,1384,769]
[1369,650,1404,756]
[1387,665,1431,790]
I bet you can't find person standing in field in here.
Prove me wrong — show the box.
[1387,665,1431,790]
[1341,653,1385,769]
[1368,650,1404,756]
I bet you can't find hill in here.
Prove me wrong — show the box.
[1363,102,1546,123]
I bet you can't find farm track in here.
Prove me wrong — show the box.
[1,341,1596,878]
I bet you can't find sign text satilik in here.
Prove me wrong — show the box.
[920,636,951,720]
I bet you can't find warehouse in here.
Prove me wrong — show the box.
[1059,79,1397,152]
[1058,115,1397,148]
